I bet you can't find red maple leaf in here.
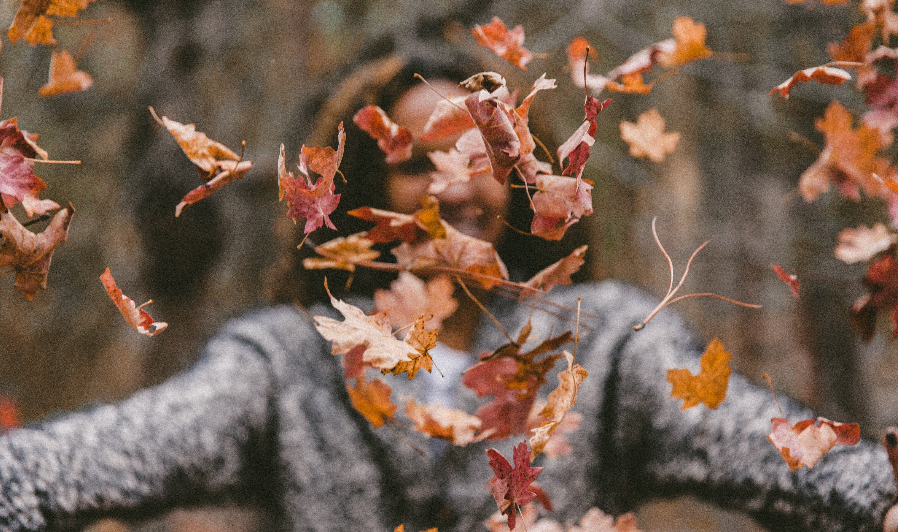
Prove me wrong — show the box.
[485,441,543,530]
[0,117,50,212]
[557,96,611,180]
[278,123,345,234]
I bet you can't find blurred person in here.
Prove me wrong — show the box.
[0,47,896,532]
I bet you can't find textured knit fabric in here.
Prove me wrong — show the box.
[0,281,894,531]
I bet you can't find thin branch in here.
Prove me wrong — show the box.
[634,218,760,330]
[455,275,514,343]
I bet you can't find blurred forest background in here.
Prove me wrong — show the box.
[0,0,894,530]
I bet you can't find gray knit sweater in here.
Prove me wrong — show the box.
[0,281,893,531]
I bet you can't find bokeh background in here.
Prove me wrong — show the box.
[0,0,894,530]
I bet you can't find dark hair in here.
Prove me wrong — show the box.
[267,45,590,306]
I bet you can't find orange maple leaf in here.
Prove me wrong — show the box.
[799,100,895,202]
[373,272,458,332]
[768,417,860,470]
[100,268,167,337]
[0,203,73,300]
[386,316,438,379]
[471,17,533,70]
[38,49,93,97]
[619,109,680,162]
[346,376,396,428]
[658,17,713,67]
[666,338,731,409]
[8,0,96,46]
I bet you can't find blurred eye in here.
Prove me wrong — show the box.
[391,156,434,176]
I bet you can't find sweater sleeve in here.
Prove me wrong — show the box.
[0,312,279,531]
[583,281,896,531]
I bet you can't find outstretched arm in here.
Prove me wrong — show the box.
[0,324,276,531]
[592,281,895,531]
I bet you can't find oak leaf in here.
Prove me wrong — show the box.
[346,376,396,428]
[835,223,896,264]
[38,49,92,97]
[353,105,413,164]
[771,264,800,298]
[486,441,543,531]
[666,338,731,409]
[100,268,168,336]
[471,17,533,70]
[619,109,680,162]
[313,281,416,372]
[770,66,852,98]
[149,107,254,216]
[767,416,860,470]
[405,399,484,445]
[374,272,458,331]
[0,203,72,300]
[8,0,96,46]
[528,351,588,458]
[278,124,345,233]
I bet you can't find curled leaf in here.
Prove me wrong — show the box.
[100,268,167,336]
[528,351,588,458]
[471,17,533,70]
[353,105,413,164]
[278,124,344,233]
[768,416,860,470]
[770,66,852,98]
[0,204,73,300]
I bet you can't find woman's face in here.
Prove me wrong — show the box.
[386,80,509,243]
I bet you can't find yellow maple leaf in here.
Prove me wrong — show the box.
[666,338,731,409]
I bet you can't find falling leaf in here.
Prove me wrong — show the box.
[149,107,254,216]
[0,117,50,212]
[771,264,801,298]
[486,442,543,531]
[567,37,609,94]
[528,351,588,458]
[0,203,73,300]
[420,95,475,142]
[828,22,876,63]
[767,416,860,470]
[386,316,438,379]
[406,399,484,445]
[666,338,731,409]
[619,109,680,162]
[799,101,894,202]
[374,272,458,331]
[301,233,380,272]
[313,281,416,372]
[657,17,713,67]
[100,268,168,337]
[557,96,611,180]
[851,252,898,340]
[353,105,413,164]
[463,326,571,439]
[346,376,396,428]
[530,174,594,241]
[465,90,521,184]
[567,508,642,532]
[278,123,344,233]
[835,223,896,264]
[38,49,93,97]
[471,17,533,70]
[770,66,852,98]
[523,245,588,294]
[8,0,97,46]
[0,395,21,432]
